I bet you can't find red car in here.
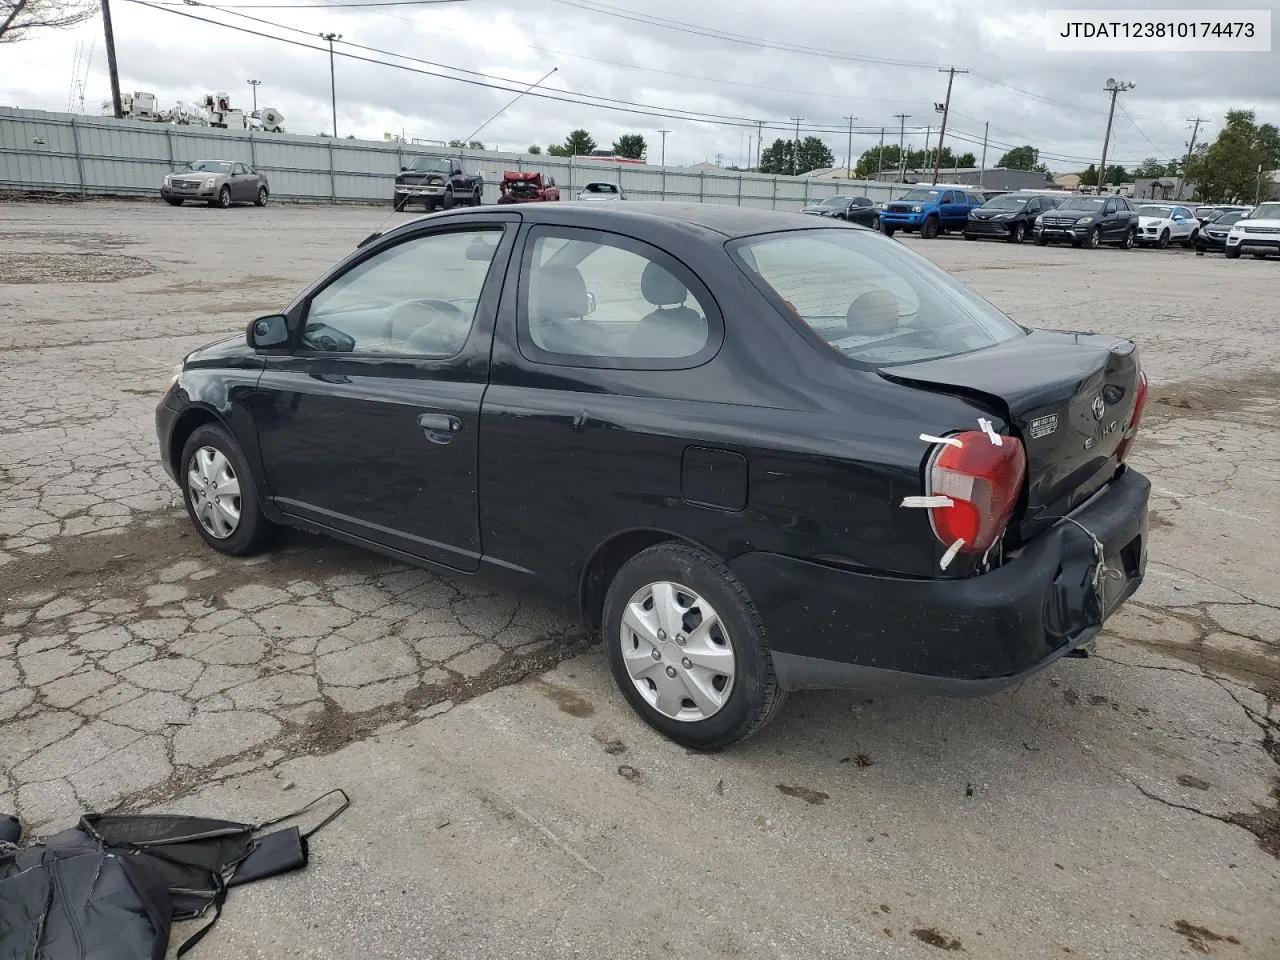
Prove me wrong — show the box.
[496,171,561,203]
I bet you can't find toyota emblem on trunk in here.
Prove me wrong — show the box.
[1091,395,1106,420]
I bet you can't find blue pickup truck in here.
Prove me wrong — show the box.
[879,186,985,239]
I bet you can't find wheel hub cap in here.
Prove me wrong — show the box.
[620,581,735,722]
[187,446,241,539]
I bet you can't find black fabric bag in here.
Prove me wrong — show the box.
[0,790,348,960]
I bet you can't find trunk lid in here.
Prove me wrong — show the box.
[880,330,1142,541]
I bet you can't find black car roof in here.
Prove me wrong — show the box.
[407,201,834,239]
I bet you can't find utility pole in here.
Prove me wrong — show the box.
[931,66,968,185]
[893,113,910,182]
[100,0,123,119]
[658,129,670,167]
[877,127,885,181]
[978,121,989,186]
[923,126,931,173]
[1097,78,1134,193]
[790,117,804,176]
[319,32,342,138]
[1176,117,1203,199]
[843,115,857,178]
[755,120,764,171]
[247,79,261,114]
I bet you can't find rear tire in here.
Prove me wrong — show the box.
[602,543,785,751]
[164,197,183,207]
[254,187,268,207]
[471,187,482,206]
[179,424,276,557]
[1181,230,1196,248]
[920,216,939,239]
[1121,228,1136,250]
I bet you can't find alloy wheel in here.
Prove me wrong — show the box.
[619,581,736,722]
[187,446,241,539]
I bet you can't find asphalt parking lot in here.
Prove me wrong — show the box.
[2,200,1277,959]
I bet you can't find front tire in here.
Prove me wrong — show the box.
[164,197,183,207]
[179,424,275,556]
[1010,222,1026,243]
[1086,226,1101,249]
[441,189,455,210]
[1225,247,1241,259]
[602,543,785,750]
[920,215,939,239]
[882,224,896,237]
[1157,229,1170,249]
[210,185,231,209]
[393,195,407,212]
[1035,233,1048,246]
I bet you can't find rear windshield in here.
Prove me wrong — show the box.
[731,228,1025,366]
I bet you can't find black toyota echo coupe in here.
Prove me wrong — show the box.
[157,202,1150,749]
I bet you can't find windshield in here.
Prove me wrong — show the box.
[1251,202,1280,219]
[982,195,1029,211]
[1137,205,1174,218]
[182,160,232,174]
[408,156,452,173]
[899,189,941,202]
[731,229,1024,366]
[1057,196,1106,212]
[817,196,850,208]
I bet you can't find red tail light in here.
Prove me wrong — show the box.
[1115,369,1149,462]
[925,431,1027,555]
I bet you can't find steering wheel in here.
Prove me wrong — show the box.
[383,299,470,355]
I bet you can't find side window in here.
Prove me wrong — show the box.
[940,192,953,204]
[1103,199,1117,214]
[521,230,714,363]
[302,229,501,358]
[232,163,245,176]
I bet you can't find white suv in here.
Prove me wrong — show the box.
[1226,201,1280,259]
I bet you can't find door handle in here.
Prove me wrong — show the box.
[310,372,351,384]
[417,412,461,444]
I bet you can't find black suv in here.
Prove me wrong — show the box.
[965,193,1064,243]
[1035,194,1137,249]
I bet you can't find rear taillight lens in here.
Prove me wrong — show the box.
[925,430,1027,554]
[1115,369,1149,462]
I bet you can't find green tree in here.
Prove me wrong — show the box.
[0,0,97,43]
[855,144,900,178]
[998,145,1040,170]
[1079,164,1098,187]
[760,137,835,176]
[527,144,542,155]
[759,138,793,175]
[612,133,647,160]
[563,129,597,156]
[1188,109,1280,202]
[448,139,464,148]
[1105,164,1128,186]
[467,140,485,150]
[797,136,835,174]
[1133,157,1166,178]
[547,144,570,157]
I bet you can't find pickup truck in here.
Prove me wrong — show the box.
[879,186,984,239]
[393,155,483,211]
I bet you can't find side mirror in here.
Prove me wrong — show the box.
[586,291,597,315]
[400,165,408,172]
[247,314,289,349]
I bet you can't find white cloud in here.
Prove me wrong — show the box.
[2,0,1276,170]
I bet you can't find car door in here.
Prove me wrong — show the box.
[1171,206,1193,239]
[1100,197,1121,239]
[229,163,251,201]
[249,216,519,570]
[938,191,955,224]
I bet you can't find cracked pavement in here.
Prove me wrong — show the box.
[2,201,1278,959]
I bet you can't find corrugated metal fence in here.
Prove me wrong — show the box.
[0,107,914,210]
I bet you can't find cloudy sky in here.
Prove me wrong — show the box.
[2,0,1277,171]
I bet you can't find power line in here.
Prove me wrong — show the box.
[1117,102,1182,159]
[177,0,471,6]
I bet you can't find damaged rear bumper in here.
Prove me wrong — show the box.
[729,468,1150,695]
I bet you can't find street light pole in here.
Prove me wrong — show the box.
[893,113,910,181]
[319,32,342,138]
[790,117,803,176]
[100,0,123,119]
[248,79,261,114]
[1097,78,1134,193]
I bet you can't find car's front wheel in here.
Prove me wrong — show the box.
[210,185,232,209]
[441,189,455,210]
[920,216,939,239]
[164,197,183,207]
[602,543,785,750]
[1010,222,1026,243]
[1157,229,1170,249]
[1086,226,1101,249]
[393,195,407,211]
[882,224,896,237]
[1035,233,1048,246]
[1225,246,1241,259]
[179,424,275,556]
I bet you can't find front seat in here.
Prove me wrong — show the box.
[624,261,708,358]
[529,264,594,354]
[845,289,901,338]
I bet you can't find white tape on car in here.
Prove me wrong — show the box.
[901,495,955,508]
[919,433,963,448]
[939,538,966,570]
[977,418,1003,446]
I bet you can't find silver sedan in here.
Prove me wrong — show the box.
[161,160,270,208]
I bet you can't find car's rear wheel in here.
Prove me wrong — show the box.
[471,187,482,206]
[164,197,183,207]
[602,543,785,750]
[210,185,232,209]
[920,216,939,239]
[179,424,275,556]
[1010,222,1026,243]
[1181,229,1197,248]
[255,187,268,207]
[1121,227,1136,249]
[870,215,879,230]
